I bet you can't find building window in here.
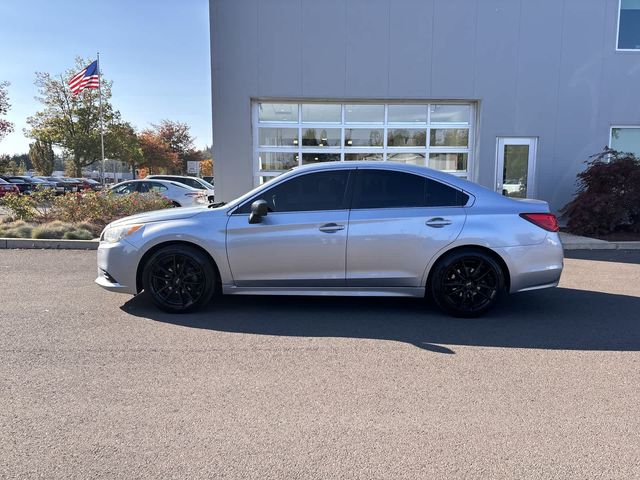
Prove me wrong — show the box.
[617,0,640,50]
[253,102,474,185]
[610,127,640,157]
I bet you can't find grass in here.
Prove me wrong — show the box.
[0,220,98,240]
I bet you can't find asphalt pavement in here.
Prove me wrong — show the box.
[1,249,639,479]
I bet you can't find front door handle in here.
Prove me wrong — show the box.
[425,217,452,228]
[319,223,345,233]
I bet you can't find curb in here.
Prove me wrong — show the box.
[562,241,640,251]
[0,238,99,250]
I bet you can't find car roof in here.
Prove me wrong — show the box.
[146,174,202,180]
[112,179,200,190]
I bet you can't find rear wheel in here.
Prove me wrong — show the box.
[430,250,505,317]
[142,245,216,313]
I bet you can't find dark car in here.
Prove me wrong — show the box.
[1,176,35,194]
[74,178,102,191]
[0,178,20,197]
[21,176,58,192]
[35,176,75,194]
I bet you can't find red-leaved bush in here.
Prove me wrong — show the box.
[561,149,640,235]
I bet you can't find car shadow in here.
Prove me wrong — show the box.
[120,287,640,354]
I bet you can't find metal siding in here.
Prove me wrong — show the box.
[430,0,477,98]
[301,0,347,97]
[211,0,640,212]
[388,0,433,98]
[345,0,390,97]
[211,0,259,202]
[258,0,302,97]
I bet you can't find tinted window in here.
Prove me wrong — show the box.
[139,182,168,193]
[352,170,467,209]
[236,170,351,213]
[112,182,136,194]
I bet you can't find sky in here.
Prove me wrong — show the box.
[0,0,212,155]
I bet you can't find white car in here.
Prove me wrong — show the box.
[145,175,215,202]
[109,179,207,207]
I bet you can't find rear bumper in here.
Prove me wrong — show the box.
[495,233,564,293]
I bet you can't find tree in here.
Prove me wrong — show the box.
[153,120,195,172]
[200,159,213,177]
[29,140,55,175]
[138,130,178,174]
[108,121,143,178]
[25,57,120,177]
[0,81,14,143]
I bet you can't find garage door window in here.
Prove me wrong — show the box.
[253,102,475,185]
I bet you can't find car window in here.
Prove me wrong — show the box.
[236,170,351,214]
[112,182,137,194]
[139,181,168,193]
[352,170,468,209]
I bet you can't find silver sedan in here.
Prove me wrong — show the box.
[96,162,563,317]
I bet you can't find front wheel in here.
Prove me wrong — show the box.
[430,250,505,317]
[142,245,216,313]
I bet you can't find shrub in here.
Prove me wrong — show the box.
[0,221,34,238]
[62,229,94,240]
[561,149,640,235]
[1,190,173,231]
[32,221,77,239]
[52,191,173,229]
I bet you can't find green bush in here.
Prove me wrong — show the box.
[52,191,173,229]
[0,221,34,238]
[32,221,77,239]
[1,190,173,232]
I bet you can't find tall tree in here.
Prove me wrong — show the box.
[153,120,195,172]
[29,139,55,175]
[0,81,14,143]
[108,121,143,178]
[25,57,120,177]
[138,130,178,175]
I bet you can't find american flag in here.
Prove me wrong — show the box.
[68,60,100,95]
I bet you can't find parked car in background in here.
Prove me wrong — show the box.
[35,176,74,194]
[109,179,207,207]
[60,177,84,192]
[96,162,563,317]
[74,178,102,191]
[1,176,35,194]
[22,176,58,192]
[0,178,20,197]
[146,175,215,202]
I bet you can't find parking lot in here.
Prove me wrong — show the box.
[1,249,639,479]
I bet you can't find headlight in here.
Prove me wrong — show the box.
[101,224,144,243]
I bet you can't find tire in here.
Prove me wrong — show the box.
[430,249,505,318]
[142,245,216,313]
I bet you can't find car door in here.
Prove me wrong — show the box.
[346,168,468,287]
[226,169,353,287]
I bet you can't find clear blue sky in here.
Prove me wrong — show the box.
[0,0,212,155]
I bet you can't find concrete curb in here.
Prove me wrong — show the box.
[562,241,640,251]
[0,238,98,250]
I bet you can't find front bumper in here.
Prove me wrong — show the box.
[95,240,141,295]
[495,233,564,293]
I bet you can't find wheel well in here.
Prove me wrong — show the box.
[426,245,511,292]
[136,240,222,294]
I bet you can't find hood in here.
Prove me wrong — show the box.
[108,206,208,227]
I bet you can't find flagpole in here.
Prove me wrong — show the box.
[97,52,106,186]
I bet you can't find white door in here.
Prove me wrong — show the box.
[496,137,537,199]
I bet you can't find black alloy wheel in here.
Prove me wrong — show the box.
[142,245,216,313]
[431,250,505,317]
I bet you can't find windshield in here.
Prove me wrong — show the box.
[198,179,214,189]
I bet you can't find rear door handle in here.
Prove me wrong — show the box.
[319,223,345,233]
[425,217,452,228]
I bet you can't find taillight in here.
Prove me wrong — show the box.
[519,213,559,232]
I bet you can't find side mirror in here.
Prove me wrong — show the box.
[248,199,269,224]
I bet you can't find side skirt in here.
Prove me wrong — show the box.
[222,285,426,298]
